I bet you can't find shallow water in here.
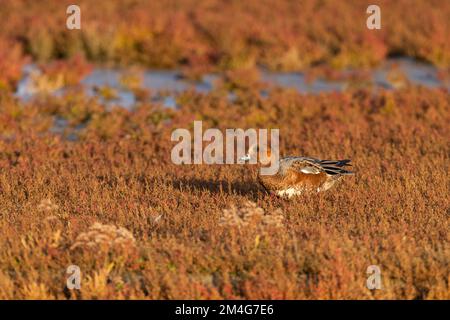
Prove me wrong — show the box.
[15,58,449,111]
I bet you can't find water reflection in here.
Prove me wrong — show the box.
[15,58,449,111]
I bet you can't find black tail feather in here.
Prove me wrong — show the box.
[320,159,354,175]
[320,159,352,167]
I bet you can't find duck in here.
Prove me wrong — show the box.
[240,144,354,198]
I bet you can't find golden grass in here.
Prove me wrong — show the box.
[1,0,450,91]
[0,82,448,299]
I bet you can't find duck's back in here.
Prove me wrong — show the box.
[258,156,353,197]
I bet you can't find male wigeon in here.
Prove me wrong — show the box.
[240,145,354,198]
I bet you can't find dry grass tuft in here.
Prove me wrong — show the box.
[220,201,284,229]
[71,223,136,252]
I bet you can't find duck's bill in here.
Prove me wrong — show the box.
[239,154,251,162]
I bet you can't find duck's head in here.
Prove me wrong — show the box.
[239,143,272,163]
[239,143,279,176]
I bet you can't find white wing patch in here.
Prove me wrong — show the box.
[300,166,321,174]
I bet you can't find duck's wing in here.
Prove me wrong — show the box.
[282,157,354,176]
[317,158,354,175]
